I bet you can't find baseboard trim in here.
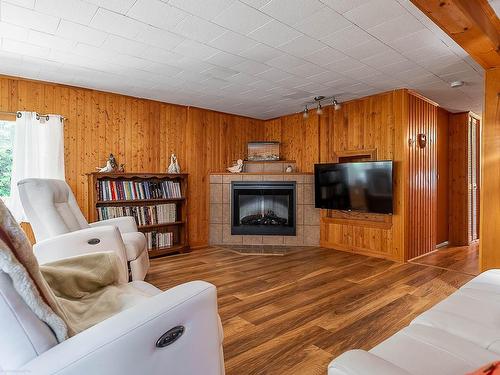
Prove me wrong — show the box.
[435,241,449,249]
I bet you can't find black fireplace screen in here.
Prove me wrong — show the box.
[231,181,296,236]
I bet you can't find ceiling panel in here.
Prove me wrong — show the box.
[0,0,484,119]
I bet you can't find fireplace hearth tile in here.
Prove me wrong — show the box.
[242,235,263,245]
[223,174,243,183]
[303,184,314,205]
[296,184,304,205]
[210,174,223,183]
[210,183,223,204]
[304,205,319,225]
[210,203,223,224]
[285,225,303,246]
[262,235,284,245]
[222,203,231,224]
[242,174,263,181]
[223,225,243,244]
[284,174,303,183]
[304,225,320,246]
[222,183,230,203]
[265,175,284,181]
[209,224,222,244]
[296,204,304,225]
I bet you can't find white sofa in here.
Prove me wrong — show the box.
[328,269,500,375]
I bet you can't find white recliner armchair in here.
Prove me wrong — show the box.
[17,178,149,280]
[0,271,225,375]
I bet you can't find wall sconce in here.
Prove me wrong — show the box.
[417,133,427,148]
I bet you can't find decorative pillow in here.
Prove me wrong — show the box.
[467,362,500,375]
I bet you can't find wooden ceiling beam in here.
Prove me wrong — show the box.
[410,0,500,69]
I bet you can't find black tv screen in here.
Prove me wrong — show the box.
[314,161,393,214]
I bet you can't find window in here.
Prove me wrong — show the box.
[0,119,15,198]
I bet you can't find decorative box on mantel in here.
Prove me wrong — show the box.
[209,169,320,247]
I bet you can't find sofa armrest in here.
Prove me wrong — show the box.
[21,281,225,375]
[328,350,411,375]
[90,216,138,233]
[33,226,128,282]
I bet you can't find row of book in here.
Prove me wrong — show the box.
[97,180,182,201]
[96,204,177,226]
[146,231,174,250]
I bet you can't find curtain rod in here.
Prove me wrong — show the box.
[0,110,67,120]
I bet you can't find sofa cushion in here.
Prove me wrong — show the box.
[121,232,146,260]
[370,324,499,375]
[411,292,500,352]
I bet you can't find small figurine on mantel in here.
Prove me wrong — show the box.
[227,159,244,173]
[118,164,125,173]
[285,165,293,173]
[96,153,118,173]
[167,153,181,174]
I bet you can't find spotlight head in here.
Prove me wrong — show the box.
[302,105,309,119]
[316,102,323,115]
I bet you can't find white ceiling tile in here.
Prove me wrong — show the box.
[489,0,500,16]
[213,1,272,34]
[321,25,372,50]
[343,38,391,60]
[224,72,256,85]
[173,15,226,43]
[168,0,236,21]
[203,66,239,79]
[293,6,351,39]
[84,0,136,14]
[174,39,220,60]
[389,29,444,53]
[127,0,189,30]
[278,35,325,58]
[91,8,148,39]
[248,20,301,47]
[2,38,50,58]
[204,51,246,68]
[304,47,348,67]
[324,57,367,73]
[267,54,304,70]
[134,25,185,50]
[171,56,214,72]
[0,21,28,41]
[238,43,281,62]
[28,30,76,51]
[1,2,60,33]
[239,0,273,8]
[255,67,293,82]
[35,0,98,24]
[361,50,407,67]
[368,14,426,42]
[232,59,270,75]
[286,62,329,77]
[209,31,258,54]
[140,47,183,65]
[57,20,108,46]
[342,65,379,80]
[101,35,148,56]
[260,0,324,25]
[320,0,370,14]
[343,0,406,29]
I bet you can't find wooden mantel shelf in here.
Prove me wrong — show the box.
[209,172,313,175]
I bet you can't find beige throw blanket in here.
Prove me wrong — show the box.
[0,200,149,342]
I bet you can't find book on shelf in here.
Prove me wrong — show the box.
[97,180,182,201]
[145,231,174,250]
[96,204,177,226]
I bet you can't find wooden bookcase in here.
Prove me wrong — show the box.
[87,172,189,258]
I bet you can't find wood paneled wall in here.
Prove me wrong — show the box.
[448,112,471,246]
[406,94,437,259]
[0,75,264,247]
[436,107,450,246]
[480,67,500,271]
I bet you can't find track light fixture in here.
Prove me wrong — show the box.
[302,105,309,119]
[301,95,341,116]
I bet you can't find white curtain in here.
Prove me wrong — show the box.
[7,112,65,222]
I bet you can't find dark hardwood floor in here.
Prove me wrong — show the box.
[411,243,479,276]
[146,246,474,375]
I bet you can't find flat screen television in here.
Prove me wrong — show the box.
[314,161,393,214]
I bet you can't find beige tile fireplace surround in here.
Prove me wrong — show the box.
[209,172,320,247]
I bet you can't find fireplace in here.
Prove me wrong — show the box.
[231,181,296,236]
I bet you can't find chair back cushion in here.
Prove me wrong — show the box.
[0,272,57,369]
[18,178,89,241]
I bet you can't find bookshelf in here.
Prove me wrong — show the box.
[88,172,189,258]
